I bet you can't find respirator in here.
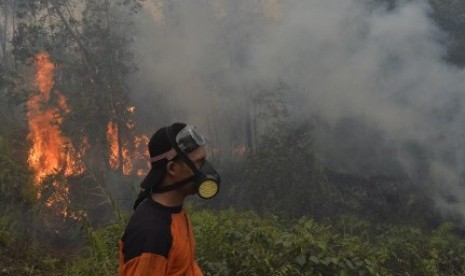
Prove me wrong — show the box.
[152,125,220,199]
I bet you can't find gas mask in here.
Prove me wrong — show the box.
[152,125,220,199]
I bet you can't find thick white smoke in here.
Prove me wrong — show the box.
[131,0,465,219]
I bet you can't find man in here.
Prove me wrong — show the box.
[119,123,220,275]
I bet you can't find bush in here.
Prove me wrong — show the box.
[63,208,465,275]
[65,220,126,276]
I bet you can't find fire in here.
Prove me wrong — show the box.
[27,52,86,218]
[134,134,150,176]
[127,106,136,113]
[27,52,150,219]
[107,120,120,170]
[233,144,247,157]
[27,52,85,184]
[107,120,150,176]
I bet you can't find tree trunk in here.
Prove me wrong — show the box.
[0,2,9,66]
[245,91,256,153]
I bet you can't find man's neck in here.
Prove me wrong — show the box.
[151,191,185,207]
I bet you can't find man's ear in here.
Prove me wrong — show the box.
[166,160,177,176]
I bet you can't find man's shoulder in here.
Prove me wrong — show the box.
[125,200,172,232]
[122,201,174,260]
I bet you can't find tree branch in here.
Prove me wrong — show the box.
[49,0,93,70]
[48,0,117,116]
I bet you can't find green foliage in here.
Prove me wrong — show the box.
[64,209,465,275]
[0,214,14,247]
[194,209,465,275]
[0,212,65,276]
[0,134,35,210]
[193,209,377,275]
[65,220,126,276]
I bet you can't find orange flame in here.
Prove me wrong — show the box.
[27,52,85,184]
[122,146,133,175]
[106,119,150,176]
[27,52,85,218]
[107,120,120,170]
[28,52,150,219]
[233,144,247,157]
[134,134,150,176]
[127,106,136,113]
[29,53,150,178]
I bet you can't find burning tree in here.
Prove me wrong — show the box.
[4,0,148,229]
[26,51,149,221]
[27,52,86,218]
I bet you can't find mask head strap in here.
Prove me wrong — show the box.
[151,125,199,194]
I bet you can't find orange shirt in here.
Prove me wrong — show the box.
[119,199,203,276]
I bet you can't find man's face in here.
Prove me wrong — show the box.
[171,146,207,195]
[185,146,207,171]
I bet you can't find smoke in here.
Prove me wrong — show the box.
[129,0,465,219]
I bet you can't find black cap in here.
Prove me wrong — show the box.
[134,122,187,209]
[140,122,187,190]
